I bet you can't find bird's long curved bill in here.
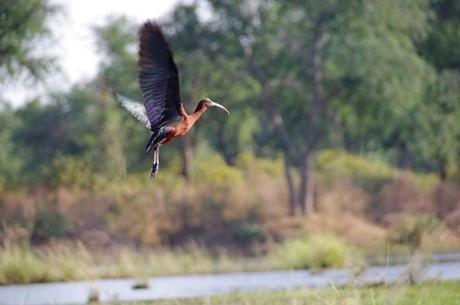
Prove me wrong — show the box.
[209,101,230,115]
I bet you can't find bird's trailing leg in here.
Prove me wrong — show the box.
[151,145,160,179]
[147,126,174,178]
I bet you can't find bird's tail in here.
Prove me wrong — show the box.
[145,127,172,154]
[145,130,160,154]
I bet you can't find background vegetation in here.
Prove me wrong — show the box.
[1,0,460,285]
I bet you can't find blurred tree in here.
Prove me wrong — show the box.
[206,0,430,215]
[0,104,25,189]
[93,16,146,175]
[12,82,127,184]
[1,0,457,201]
[412,0,460,180]
[14,98,72,182]
[166,4,260,179]
[0,0,57,82]
[419,0,460,70]
[412,71,460,180]
[166,5,206,179]
[60,83,127,179]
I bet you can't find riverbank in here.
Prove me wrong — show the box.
[1,261,460,305]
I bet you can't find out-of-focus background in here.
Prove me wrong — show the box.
[1,0,460,300]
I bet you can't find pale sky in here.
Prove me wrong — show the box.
[3,0,183,106]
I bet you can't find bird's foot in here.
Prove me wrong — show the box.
[150,162,159,179]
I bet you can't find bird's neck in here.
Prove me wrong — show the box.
[179,102,207,127]
[188,104,207,125]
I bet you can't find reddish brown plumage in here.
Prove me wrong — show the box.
[158,99,215,144]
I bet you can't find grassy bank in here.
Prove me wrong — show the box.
[111,282,460,305]
[0,234,352,285]
[2,233,458,285]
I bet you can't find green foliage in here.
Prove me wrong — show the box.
[236,152,284,177]
[46,154,95,189]
[0,0,58,81]
[0,105,25,190]
[1,0,459,191]
[273,234,348,270]
[413,71,460,179]
[420,0,460,70]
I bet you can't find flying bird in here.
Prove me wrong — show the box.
[113,21,229,178]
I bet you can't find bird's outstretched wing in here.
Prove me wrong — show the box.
[138,21,181,130]
[113,93,151,129]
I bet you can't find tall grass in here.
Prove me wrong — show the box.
[0,244,91,285]
[0,244,252,285]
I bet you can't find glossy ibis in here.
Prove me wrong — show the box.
[113,21,229,178]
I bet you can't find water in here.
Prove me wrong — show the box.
[1,261,460,305]
[366,251,460,266]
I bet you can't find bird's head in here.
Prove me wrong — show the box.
[198,98,230,115]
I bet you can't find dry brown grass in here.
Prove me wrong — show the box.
[267,214,387,250]
[315,181,371,214]
[376,175,433,216]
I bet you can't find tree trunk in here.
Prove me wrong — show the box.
[399,143,413,169]
[299,149,315,215]
[218,124,235,165]
[284,156,298,216]
[180,134,193,181]
[297,20,328,216]
[437,156,448,181]
[255,76,299,216]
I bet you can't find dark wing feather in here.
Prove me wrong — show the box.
[138,21,181,130]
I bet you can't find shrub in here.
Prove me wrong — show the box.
[31,207,73,242]
[315,150,438,192]
[387,214,441,251]
[433,182,460,217]
[376,176,433,216]
[232,222,267,245]
[273,234,348,270]
[46,154,98,189]
[315,181,370,214]
[315,149,395,192]
[193,154,244,185]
